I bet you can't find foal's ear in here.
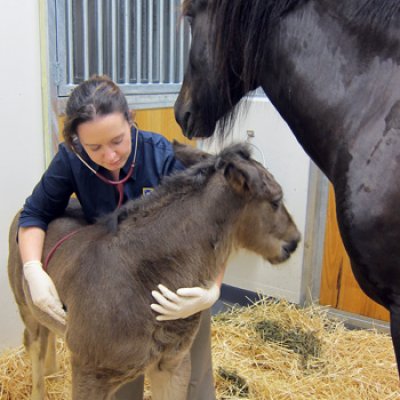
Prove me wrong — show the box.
[224,160,282,200]
[173,140,210,167]
[223,161,258,196]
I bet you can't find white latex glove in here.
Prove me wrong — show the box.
[23,260,67,325]
[151,282,220,321]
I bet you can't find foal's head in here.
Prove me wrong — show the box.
[174,142,301,264]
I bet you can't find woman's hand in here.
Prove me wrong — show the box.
[23,260,67,325]
[151,282,220,321]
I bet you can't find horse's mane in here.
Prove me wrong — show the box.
[102,143,252,233]
[204,0,306,136]
[208,0,399,96]
[183,0,400,138]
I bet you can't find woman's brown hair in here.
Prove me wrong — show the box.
[63,75,133,150]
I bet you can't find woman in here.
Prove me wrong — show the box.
[19,75,220,399]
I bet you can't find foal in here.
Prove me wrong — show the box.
[8,142,300,400]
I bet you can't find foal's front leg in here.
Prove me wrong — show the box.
[70,357,118,400]
[147,352,191,400]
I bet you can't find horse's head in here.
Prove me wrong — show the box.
[176,1,299,139]
[175,0,252,139]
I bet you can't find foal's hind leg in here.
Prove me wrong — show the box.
[44,331,59,376]
[147,352,191,400]
[22,311,50,400]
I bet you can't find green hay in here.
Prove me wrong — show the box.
[218,367,249,398]
[255,319,322,367]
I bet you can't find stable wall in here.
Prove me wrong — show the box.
[0,1,44,350]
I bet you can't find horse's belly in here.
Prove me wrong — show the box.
[335,176,400,307]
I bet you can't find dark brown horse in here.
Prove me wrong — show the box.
[8,143,300,400]
[175,0,400,375]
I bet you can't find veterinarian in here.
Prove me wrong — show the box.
[18,75,220,400]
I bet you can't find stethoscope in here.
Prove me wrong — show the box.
[72,125,139,207]
[44,127,139,271]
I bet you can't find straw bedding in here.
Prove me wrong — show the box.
[0,298,398,399]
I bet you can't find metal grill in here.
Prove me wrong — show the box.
[56,0,190,100]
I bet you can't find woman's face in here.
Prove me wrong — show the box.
[77,112,132,172]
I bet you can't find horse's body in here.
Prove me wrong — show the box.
[8,143,300,400]
[175,0,400,374]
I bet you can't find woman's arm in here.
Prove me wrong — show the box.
[18,223,67,325]
[18,226,46,263]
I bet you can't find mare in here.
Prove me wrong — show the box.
[8,143,300,400]
[175,0,400,375]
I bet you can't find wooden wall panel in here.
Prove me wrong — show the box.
[135,108,193,145]
[320,185,390,322]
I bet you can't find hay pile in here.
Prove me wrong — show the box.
[212,298,398,399]
[0,298,398,399]
[0,340,71,399]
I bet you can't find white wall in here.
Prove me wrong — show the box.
[0,1,45,350]
[199,98,311,303]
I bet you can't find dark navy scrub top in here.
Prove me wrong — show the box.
[19,127,185,230]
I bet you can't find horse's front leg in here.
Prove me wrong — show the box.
[147,351,191,400]
[389,301,400,378]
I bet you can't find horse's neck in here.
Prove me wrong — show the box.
[260,0,400,181]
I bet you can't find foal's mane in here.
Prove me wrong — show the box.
[103,164,212,233]
[103,143,252,233]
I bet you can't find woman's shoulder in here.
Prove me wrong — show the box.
[57,141,75,157]
[50,142,85,173]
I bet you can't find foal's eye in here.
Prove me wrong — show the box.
[270,199,281,211]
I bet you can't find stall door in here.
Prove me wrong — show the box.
[319,185,389,322]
